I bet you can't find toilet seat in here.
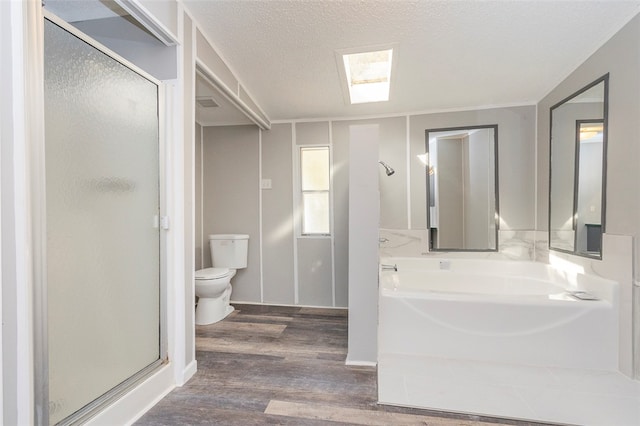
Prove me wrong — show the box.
[195,267,231,280]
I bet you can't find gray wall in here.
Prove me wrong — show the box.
[464,130,495,248]
[196,105,536,310]
[198,121,350,308]
[261,123,295,304]
[195,123,203,269]
[536,14,640,377]
[549,102,603,233]
[537,15,640,250]
[410,106,536,231]
[437,138,464,247]
[202,125,261,302]
[295,122,335,306]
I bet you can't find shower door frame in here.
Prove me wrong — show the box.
[35,11,169,426]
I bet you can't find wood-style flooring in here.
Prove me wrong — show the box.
[135,304,552,425]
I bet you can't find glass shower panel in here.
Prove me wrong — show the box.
[44,19,160,424]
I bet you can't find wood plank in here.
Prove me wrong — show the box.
[265,400,508,426]
[136,304,548,426]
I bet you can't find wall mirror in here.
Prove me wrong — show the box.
[425,125,499,251]
[549,74,608,258]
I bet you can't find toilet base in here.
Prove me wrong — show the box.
[195,292,234,325]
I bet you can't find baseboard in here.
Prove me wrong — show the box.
[85,364,175,426]
[345,359,377,367]
[230,300,348,310]
[181,359,197,385]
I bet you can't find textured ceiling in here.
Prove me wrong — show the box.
[183,0,640,121]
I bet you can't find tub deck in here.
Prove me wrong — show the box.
[378,353,640,426]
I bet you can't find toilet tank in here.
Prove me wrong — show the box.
[209,234,249,269]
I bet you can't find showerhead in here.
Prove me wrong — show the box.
[379,161,395,176]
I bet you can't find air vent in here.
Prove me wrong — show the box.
[196,97,219,108]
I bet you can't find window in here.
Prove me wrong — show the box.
[342,48,393,104]
[300,146,330,235]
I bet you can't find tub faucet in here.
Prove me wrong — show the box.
[381,263,398,272]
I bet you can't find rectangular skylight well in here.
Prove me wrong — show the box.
[343,48,393,104]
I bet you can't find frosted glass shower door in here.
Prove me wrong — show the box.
[44,19,161,424]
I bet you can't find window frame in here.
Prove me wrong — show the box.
[297,145,332,237]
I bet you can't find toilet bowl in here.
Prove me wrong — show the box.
[194,267,236,325]
[194,233,249,325]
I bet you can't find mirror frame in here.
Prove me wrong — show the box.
[425,124,500,252]
[548,74,609,259]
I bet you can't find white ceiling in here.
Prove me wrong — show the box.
[183,0,640,122]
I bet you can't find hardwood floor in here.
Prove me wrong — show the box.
[136,304,551,425]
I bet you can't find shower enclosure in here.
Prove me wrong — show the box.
[42,15,164,424]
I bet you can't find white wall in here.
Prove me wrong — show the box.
[347,124,379,365]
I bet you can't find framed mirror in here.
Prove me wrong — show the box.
[549,74,608,258]
[425,125,499,251]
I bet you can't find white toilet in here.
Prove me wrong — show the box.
[194,234,249,325]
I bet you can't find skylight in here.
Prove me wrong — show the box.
[342,49,393,104]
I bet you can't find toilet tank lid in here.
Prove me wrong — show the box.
[208,234,249,240]
[195,267,231,279]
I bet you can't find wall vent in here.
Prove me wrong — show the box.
[196,97,219,108]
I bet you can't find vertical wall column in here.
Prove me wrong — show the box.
[181,11,197,382]
[347,124,379,365]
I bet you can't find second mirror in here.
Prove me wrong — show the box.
[425,125,499,251]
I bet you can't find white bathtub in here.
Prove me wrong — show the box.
[376,257,640,425]
[378,257,640,426]
[378,257,619,370]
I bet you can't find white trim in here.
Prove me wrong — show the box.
[344,360,377,367]
[186,10,271,126]
[194,119,254,128]
[258,129,264,303]
[534,105,539,231]
[195,60,270,130]
[113,0,178,46]
[0,17,3,419]
[43,11,162,86]
[182,359,197,384]
[296,235,332,240]
[159,81,171,362]
[231,301,347,310]
[405,115,412,229]
[329,121,336,307]
[84,365,175,426]
[199,125,204,269]
[270,101,537,125]
[24,1,45,424]
[291,124,299,304]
